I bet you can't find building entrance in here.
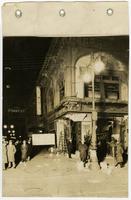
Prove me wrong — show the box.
[71,121,81,153]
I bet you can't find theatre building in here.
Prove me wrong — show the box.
[26,37,128,152]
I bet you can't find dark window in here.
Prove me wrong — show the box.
[84,82,100,98]
[84,83,89,97]
[59,80,65,101]
[112,76,119,81]
[104,83,119,100]
[95,75,101,81]
[48,89,54,111]
[102,75,111,81]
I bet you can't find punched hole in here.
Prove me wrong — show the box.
[15,9,22,18]
[107,8,113,16]
[59,9,66,17]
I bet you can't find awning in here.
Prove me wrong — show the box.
[64,113,91,122]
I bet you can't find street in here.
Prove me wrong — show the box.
[2,149,128,197]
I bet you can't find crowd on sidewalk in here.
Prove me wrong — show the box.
[65,135,128,169]
[2,136,32,170]
[2,133,128,171]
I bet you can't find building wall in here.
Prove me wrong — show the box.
[41,38,128,116]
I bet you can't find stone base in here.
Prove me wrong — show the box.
[90,149,100,171]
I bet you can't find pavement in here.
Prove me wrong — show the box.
[2,149,128,197]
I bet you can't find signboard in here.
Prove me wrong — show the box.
[65,113,91,122]
[32,134,55,146]
[36,86,42,115]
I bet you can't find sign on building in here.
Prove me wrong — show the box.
[36,86,42,115]
[32,134,55,145]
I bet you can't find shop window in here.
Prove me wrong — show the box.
[84,82,101,98]
[104,83,119,100]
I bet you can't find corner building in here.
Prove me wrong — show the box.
[28,37,128,152]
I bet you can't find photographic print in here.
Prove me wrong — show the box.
[2,36,129,197]
[1,1,129,198]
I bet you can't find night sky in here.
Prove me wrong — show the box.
[3,37,52,108]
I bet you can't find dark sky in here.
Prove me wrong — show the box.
[3,36,129,110]
[3,37,52,108]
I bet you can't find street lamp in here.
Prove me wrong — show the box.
[81,53,105,169]
[90,54,105,169]
[3,125,7,129]
[10,125,14,129]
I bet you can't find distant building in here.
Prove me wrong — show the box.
[26,37,128,151]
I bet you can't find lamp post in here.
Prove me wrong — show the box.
[76,52,105,169]
[90,54,105,169]
[90,67,99,169]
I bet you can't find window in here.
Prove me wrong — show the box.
[102,75,111,81]
[47,88,54,112]
[104,83,119,100]
[59,79,65,101]
[84,82,101,98]
[112,76,119,81]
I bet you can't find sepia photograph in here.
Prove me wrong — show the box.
[2,36,129,197]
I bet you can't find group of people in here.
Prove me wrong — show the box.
[66,135,127,169]
[66,135,92,167]
[2,137,32,170]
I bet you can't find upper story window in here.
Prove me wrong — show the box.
[47,88,54,112]
[84,82,101,98]
[59,75,65,101]
[84,74,120,100]
[104,83,119,100]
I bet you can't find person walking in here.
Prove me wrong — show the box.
[78,141,88,167]
[66,138,72,158]
[21,140,28,165]
[7,140,16,168]
[115,141,124,168]
[2,138,8,170]
[15,140,22,165]
[27,139,32,161]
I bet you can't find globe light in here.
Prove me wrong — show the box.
[12,130,15,133]
[94,56,105,75]
[8,130,11,133]
[6,85,10,89]
[3,125,7,129]
[10,125,14,129]
[82,73,92,83]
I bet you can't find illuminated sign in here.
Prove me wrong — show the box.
[32,134,55,145]
[36,86,42,115]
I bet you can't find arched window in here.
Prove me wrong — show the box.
[47,88,54,112]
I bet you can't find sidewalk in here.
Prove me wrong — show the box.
[2,150,128,197]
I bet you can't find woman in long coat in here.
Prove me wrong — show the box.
[7,140,16,168]
[21,140,28,163]
[115,141,124,168]
[79,142,88,167]
[2,140,8,170]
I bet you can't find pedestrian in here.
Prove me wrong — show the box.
[2,138,8,170]
[21,140,28,164]
[115,141,124,168]
[7,140,16,168]
[15,140,22,164]
[66,138,72,158]
[78,141,88,167]
[27,139,32,161]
